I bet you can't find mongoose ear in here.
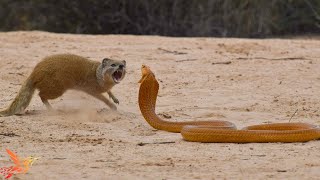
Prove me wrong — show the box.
[102,58,110,67]
[122,60,126,66]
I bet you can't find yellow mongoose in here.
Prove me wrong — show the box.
[0,54,126,116]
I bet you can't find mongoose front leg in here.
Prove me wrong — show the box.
[108,91,119,104]
[89,93,117,110]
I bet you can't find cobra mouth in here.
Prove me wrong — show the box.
[112,69,124,83]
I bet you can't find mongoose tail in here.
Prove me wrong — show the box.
[0,78,35,116]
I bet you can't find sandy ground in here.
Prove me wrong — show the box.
[0,31,319,180]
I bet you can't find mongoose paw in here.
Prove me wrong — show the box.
[113,98,119,104]
[109,94,119,104]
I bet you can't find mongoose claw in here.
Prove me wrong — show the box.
[112,97,119,104]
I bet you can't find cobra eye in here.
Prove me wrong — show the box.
[111,64,116,67]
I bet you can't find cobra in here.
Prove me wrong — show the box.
[138,65,320,143]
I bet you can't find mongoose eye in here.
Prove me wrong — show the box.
[111,64,116,67]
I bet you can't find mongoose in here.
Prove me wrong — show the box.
[0,54,126,116]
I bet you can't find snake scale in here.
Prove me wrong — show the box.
[138,65,320,143]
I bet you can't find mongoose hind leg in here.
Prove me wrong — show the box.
[38,87,65,110]
[40,97,53,110]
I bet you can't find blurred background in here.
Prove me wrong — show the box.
[0,0,319,38]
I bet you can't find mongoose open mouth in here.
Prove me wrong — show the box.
[112,69,123,83]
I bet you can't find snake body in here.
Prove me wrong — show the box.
[138,65,320,143]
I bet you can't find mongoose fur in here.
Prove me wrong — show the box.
[0,54,126,116]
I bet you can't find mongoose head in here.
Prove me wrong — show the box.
[101,58,126,84]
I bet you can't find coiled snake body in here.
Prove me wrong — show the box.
[138,65,320,143]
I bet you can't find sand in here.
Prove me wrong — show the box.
[0,31,319,179]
